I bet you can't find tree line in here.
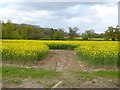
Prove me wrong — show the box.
[1,20,120,41]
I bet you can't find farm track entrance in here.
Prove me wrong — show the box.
[3,50,117,72]
[3,50,118,88]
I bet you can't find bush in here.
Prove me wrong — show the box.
[82,34,89,40]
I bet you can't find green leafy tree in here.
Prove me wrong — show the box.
[16,24,32,39]
[82,34,89,40]
[85,29,95,39]
[2,20,15,39]
[53,29,64,40]
[2,22,7,39]
[43,28,54,39]
[105,25,120,41]
[68,27,79,39]
[0,20,2,39]
[115,25,120,41]
[13,30,21,39]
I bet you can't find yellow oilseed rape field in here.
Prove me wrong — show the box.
[2,41,49,63]
[2,40,81,50]
[1,40,119,65]
[75,41,118,65]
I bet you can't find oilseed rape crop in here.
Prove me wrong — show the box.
[2,41,49,63]
[2,40,81,50]
[75,41,118,65]
[1,40,118,65]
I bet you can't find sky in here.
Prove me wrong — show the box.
[0,0,119,33]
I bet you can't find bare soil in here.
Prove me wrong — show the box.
[3,50,117,72]
[3,50,118,88]
[37,50,88,72]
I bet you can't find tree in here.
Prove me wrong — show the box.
[115,25,120,41]
[94,33,105,38]
[2,22,7,39]
[53,29,64,40]
[105,25,120,41]
[43,28,54,39]
[85,29,95,39]
[68,27,79,39]
[107,26,115,41]
[2,20,15,39]
[0,20,2,39]
[16,24,32,39]
[27,25,44,39]
[82,33,89,40]
[105,30,110,40]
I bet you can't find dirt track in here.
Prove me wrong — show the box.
[37,50,87,72]
[3,50,118,88]
[4,50,117,72]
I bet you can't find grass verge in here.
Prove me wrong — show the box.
[74,70,119,79]
[2,66,62,79]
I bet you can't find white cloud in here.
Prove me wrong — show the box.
[64,5,82,14]
[0,2,118,33]
[0,0,9,3]
[61,16,93,25]
[0,0,119,2]
[91,4,118,18]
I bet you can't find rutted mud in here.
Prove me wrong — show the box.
[3,50,118,88]
[3,50,117,72]
[37,50,87,72]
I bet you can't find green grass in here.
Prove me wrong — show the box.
[93,71,119,78]
[89,38,105,41]
[75,72,95,79]
[2,66,62,79]
[74,71,119,79]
